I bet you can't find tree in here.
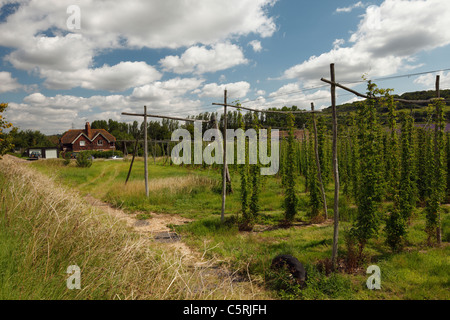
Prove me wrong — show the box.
[0,102,14,156]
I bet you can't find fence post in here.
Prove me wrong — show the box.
[330,63,340,270]
[221,90,228,223]
[144,106,149,197]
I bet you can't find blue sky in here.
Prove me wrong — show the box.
[1,0,450,134]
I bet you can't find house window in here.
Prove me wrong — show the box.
[97,140,103,146]
[80,140,86,146]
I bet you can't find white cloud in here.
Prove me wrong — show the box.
[240,82,330,111]
[42,61,162,92]
[0,0,277,91]
[336,1,366,13]
[130,78,204,101]
[6,77,206,133]
[5,34,94,72]
[248,40,263,52]
[283,0,450,86]
[160,43,248,74]
[199,81,251,99]
[0,71,22,93]
[0,0,277,49]
[414,71,450,90]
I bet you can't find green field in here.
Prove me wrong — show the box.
[26,157,450,300]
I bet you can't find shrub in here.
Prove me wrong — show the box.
[61,151,71,166]
[76,151,93,168]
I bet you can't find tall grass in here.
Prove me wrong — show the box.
[0,158,267,300]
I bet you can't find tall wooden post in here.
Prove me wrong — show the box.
[125,137,139,185]
[144,106,149,197]
[311,103,328,220]
[435,75,442,245]
[330,63,340,269]
[221,90,228,223]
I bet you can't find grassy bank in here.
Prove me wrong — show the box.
[28,158,450,300]
[0,158,266,300]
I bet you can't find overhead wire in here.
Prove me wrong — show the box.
[176,67,450,117]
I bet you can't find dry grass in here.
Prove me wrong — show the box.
[0,157,269,300]
[121,175,215,195]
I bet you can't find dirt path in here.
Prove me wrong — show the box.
[84,194,203,265]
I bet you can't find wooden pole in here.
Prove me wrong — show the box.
[330,63,340,270]
[436,75,441,99]
[320,78,448,105]
[153,140,156,164]
[125,137,139,185]
[311,103,328,220]
[144,106,149,198]
[435,75,442,245]
[221,90,228,223]
[211,115,232,185]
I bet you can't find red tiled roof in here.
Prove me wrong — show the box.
[61,128,116,144]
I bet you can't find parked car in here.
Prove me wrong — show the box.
[109,155,123,160]
[28,151,41,160]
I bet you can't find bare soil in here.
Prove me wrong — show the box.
[84,194,200,263]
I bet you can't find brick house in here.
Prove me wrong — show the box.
[60,122,116,153]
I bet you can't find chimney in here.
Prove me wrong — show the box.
[85,122,91,138]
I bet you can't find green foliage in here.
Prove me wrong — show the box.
[0,102,14,156]
[268,264,352,300]
[399,113,416,222]
[425,98,447,243]
[62,151,71,166]
[237,110,252,230]
[9,129,56,151]
[283,114,298,223]
[317,116,331,184]
[351,81,385,254]
[76,152,93,168]
[385,195,407,251]
[307,121,322,220]
[416,126,434,202]
[249,113,261,220]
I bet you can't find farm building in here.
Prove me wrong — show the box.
[60,122,116,153]
[27,147,59,159]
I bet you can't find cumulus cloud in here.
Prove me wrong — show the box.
[42,61,162,92]
[130,78,204,101]
[6,77,206,133]
[243,83,330,110]
[0,71,22,93]
[283,0,450,86]
[248,40,263,52]
[0,0,277,91]
[160,43,248,74]
[198,81,251,99]
[414,71,450,90]
[5,34,94,72]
